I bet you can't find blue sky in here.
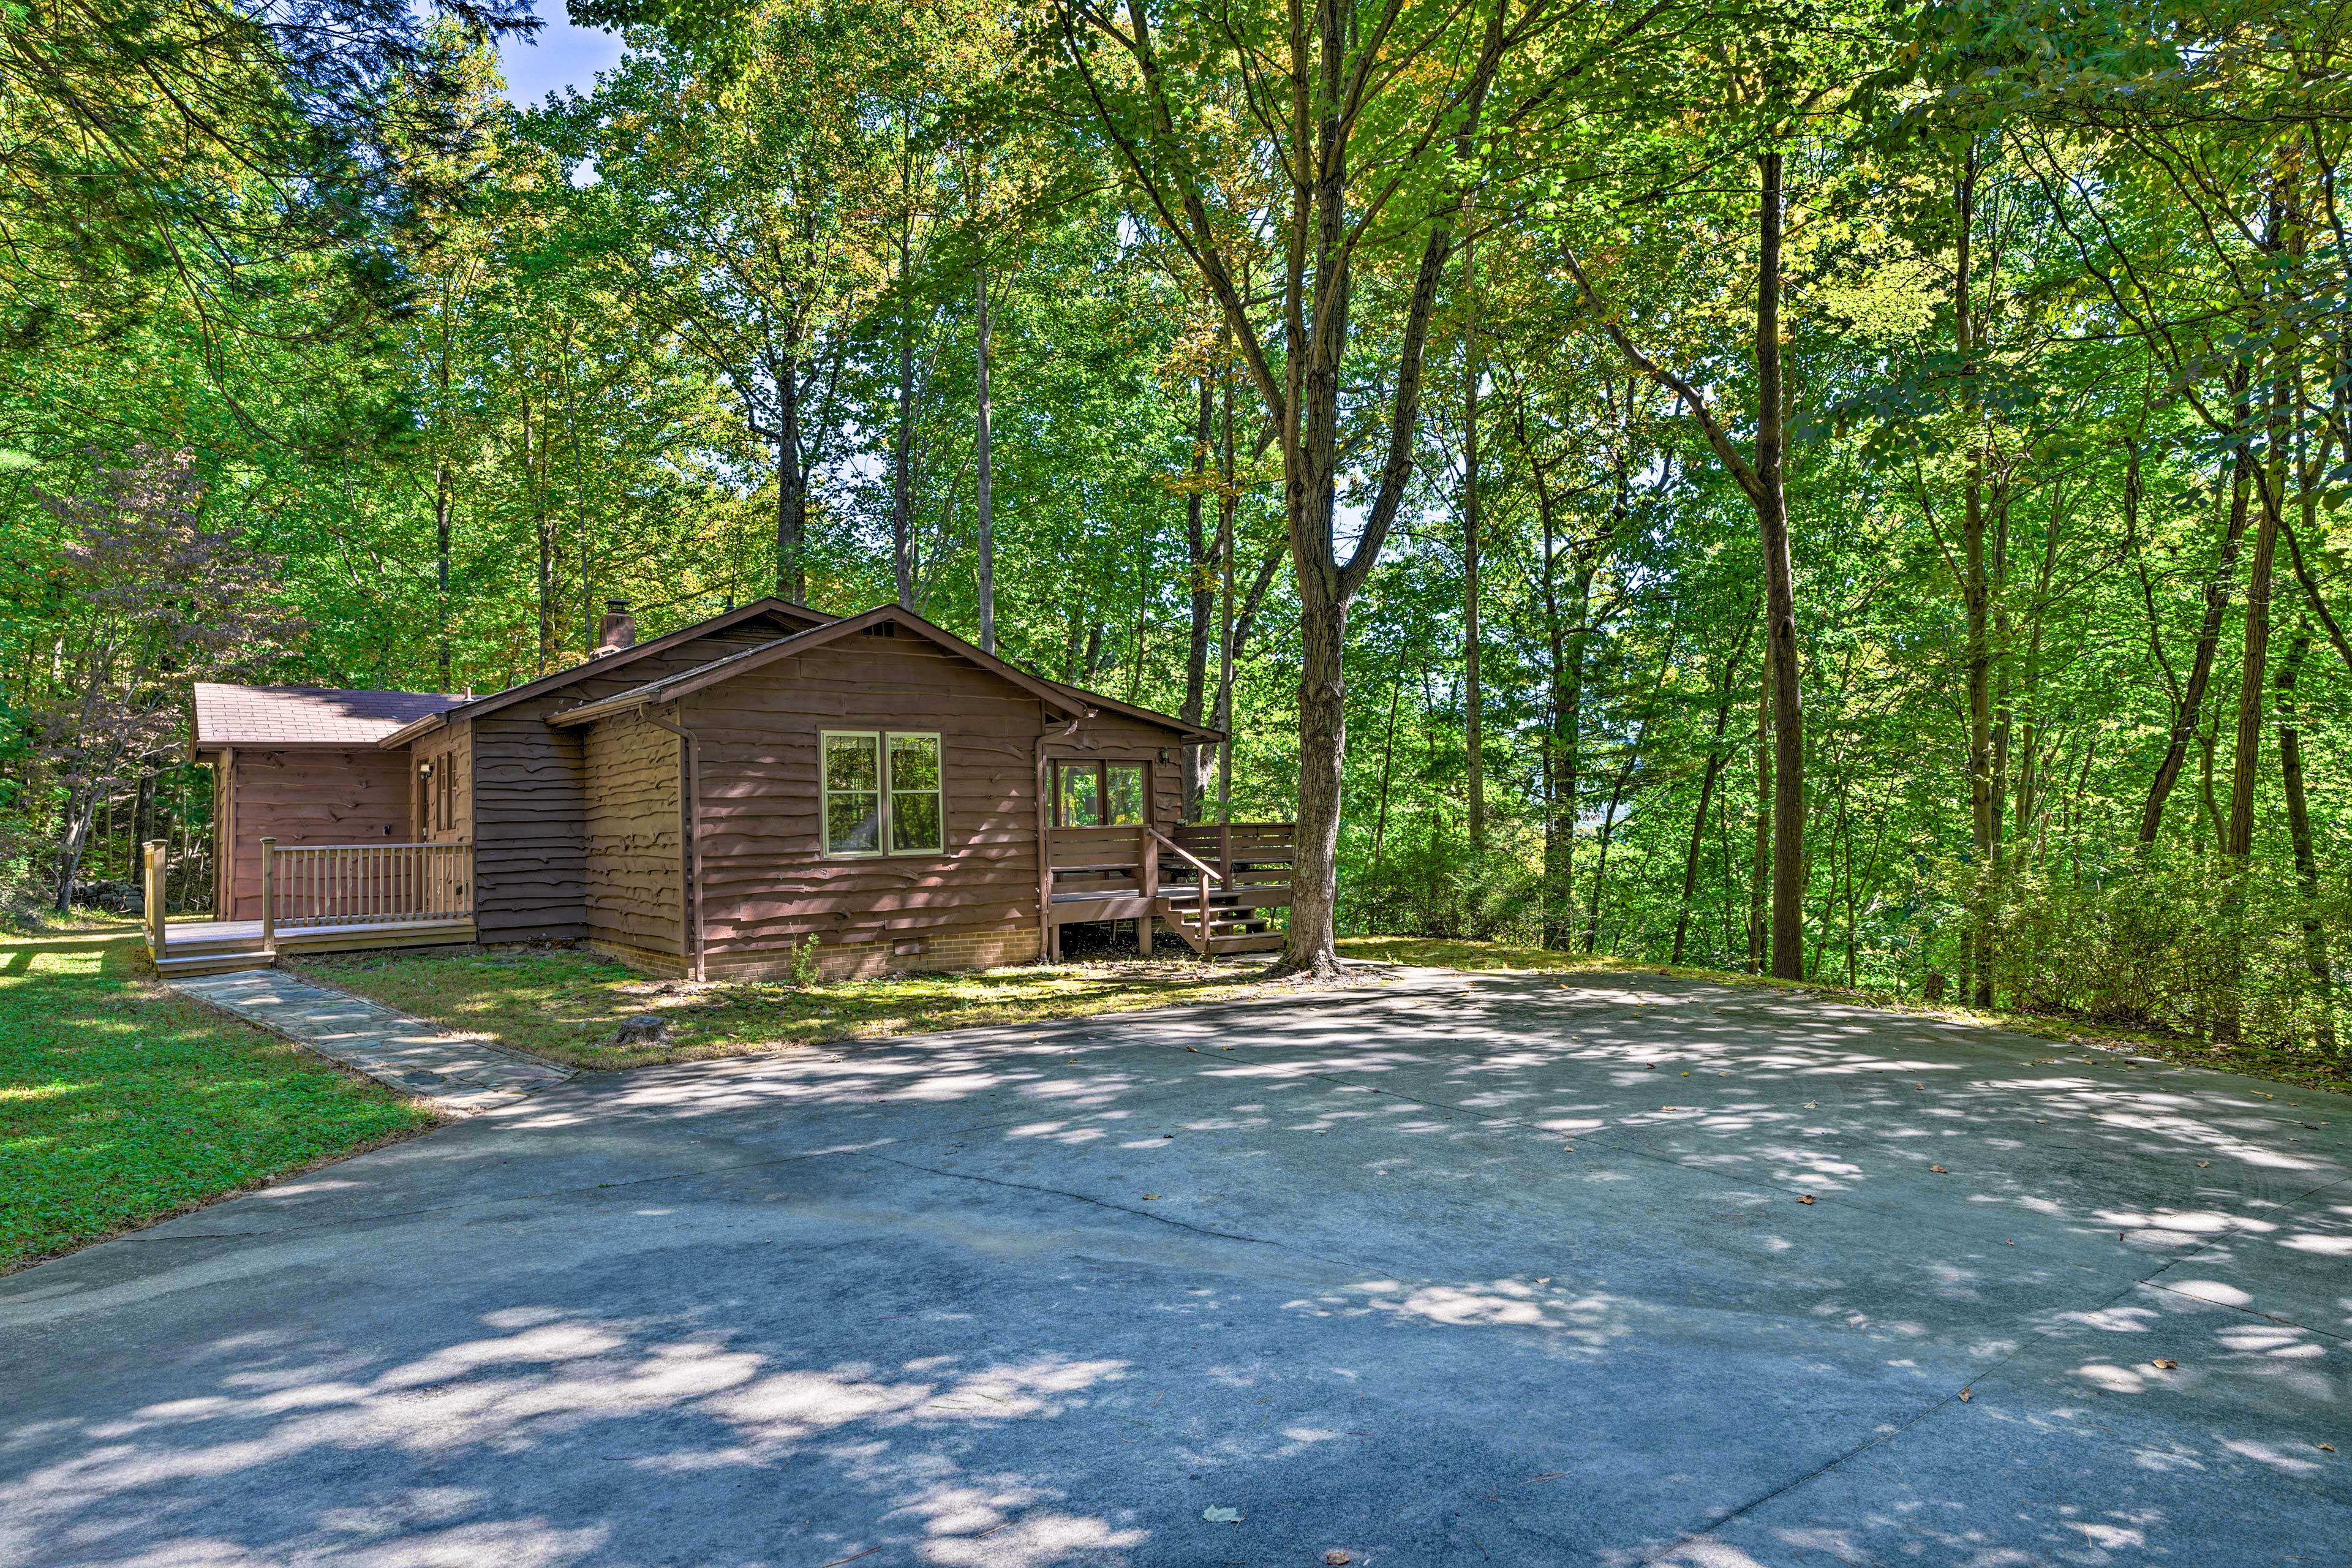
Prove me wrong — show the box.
[495,4,625,105]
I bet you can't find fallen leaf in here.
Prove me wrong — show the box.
[2152,1359,2178,1371]
[1325,1553,1352,1566]
[1804,1101,1818,1109]
[1798,1195,1816,1205]
[1930,1166,1949,1174]
[1186,1046,1199,1053]
[1142,1194,1161,1201]
[1534,1276,1550,1284]
[2321,1444,2337,1453]
[1681,1071,1691,1076]
[1202,1506,1243,1524]
[1958,1387,1973,1402]
[2198,1161,2211,1168]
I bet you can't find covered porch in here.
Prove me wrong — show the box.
[142,840,475,978]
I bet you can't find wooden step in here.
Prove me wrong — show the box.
[154,950,274,978]
[1206,933,1286,954]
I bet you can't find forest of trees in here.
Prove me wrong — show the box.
[4,0,2348,1052]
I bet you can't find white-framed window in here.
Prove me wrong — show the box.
[821,729,944,857]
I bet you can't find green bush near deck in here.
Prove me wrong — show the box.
[1,930,435,1270]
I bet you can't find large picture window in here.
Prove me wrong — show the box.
[1055,761,1145,827]
[823,730,944,856]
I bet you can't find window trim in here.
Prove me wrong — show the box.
[820,728,948,859]
[819,729,886,859]
[884,730,945,858]
[1052,759,1150,828]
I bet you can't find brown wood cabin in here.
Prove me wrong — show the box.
[181,598,1294,981]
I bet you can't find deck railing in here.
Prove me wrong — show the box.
[263,839,473,936]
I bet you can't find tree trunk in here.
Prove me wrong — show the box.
[891,255,918,609]
[434,461,454,689]
[1749,671,1772,974]
[777,352,807,604]
[1955,158,1997,1007]
[1181,369,1214,818]
[52,788,97,913]
[1287,564,1350,970]
[1462,223,1485,854]
[1675,620,1752,963]
[2276,630,2336,1053]
[974,260,996,650]
[2142,434,2254,840]
[1755,150,1806,981]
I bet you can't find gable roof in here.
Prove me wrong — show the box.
[194,684,466,750]
[377,596,833,748]
[548,604,1219,741]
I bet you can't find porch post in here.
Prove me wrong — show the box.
[142,840,167,959]
[1137,823,1155,957]
[260,837,277,954]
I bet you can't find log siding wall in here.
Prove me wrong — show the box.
[583,711,683,957]
[468,623,791,941]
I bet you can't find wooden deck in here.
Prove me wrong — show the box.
[1045,821,1295,957]
[141,838,479,976]
[145,916,478,978]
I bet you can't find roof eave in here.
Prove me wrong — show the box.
[377,713,447,749]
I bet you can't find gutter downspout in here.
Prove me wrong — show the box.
[640,703,706,982]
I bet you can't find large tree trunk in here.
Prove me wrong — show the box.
[974,262,996,650]
[1287,563,1350,971]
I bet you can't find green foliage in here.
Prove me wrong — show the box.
[0,931,432,1268]
[4,0,2352,1058]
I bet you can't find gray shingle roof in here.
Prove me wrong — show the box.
[192,684,466,748]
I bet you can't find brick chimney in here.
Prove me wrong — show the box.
[594,598,636,655]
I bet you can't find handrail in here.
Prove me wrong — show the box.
[1146,826,1224,886]
[266,841,473,932]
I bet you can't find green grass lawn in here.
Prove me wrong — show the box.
[1338,936,2352,1097]
[1,926,436,1272]
[294,944,1289,1069]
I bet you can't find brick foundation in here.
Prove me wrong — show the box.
[586,937,689,978]
[703,925,1043,984]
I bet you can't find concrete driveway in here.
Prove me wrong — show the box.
[4,967,2347,1567]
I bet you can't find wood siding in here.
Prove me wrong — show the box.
[216,747,415,920]
[470,624,791,941]
[690,636,1044,957]
[682,633,1192,962]
[584,712,682,955]
[410,718,473,844]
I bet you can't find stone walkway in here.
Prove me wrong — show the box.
[170,968,575,1115]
